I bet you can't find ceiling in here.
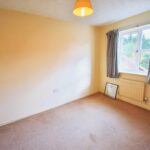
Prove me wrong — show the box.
[0,0,149,25]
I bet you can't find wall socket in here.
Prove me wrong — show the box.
[144,97,149,103]
[52,89,59,94]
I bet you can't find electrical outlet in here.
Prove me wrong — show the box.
[52,89,58,94]
[144,97,149,103]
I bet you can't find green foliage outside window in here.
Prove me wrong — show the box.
[122,33,137,60]
[142,35,150,50]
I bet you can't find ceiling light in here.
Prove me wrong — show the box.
[73,0,94,17]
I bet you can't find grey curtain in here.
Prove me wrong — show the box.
[106,30,119,78]
[147,60,150,84]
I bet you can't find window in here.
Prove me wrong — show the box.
[118,24,150,75]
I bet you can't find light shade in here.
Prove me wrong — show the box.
[73,0,94,17]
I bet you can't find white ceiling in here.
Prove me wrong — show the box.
[0,0,149,25]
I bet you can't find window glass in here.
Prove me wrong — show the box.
[118,25,150,75]
[119,32,138,73]
[141,29,150,49]
[140,52,150,71]
[140,28,150,72]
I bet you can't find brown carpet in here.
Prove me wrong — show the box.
[0,94,150,150]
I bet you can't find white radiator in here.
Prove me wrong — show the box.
[118,79,145,102]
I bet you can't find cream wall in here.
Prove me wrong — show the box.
[95,11,150,110]
[0,9,98,125]
[0,9,149,126]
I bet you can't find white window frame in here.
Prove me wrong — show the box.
[118,24,150,76]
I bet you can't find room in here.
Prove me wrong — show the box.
[0,0,150,149]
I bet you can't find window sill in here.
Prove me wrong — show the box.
[118,72,148,83]
[119,71,147,77]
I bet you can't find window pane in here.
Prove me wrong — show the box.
[122,33,138,60]
[119,32,139,73]
[118,25,150,75]
[140,50,150,72]
[141,29,150,49]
